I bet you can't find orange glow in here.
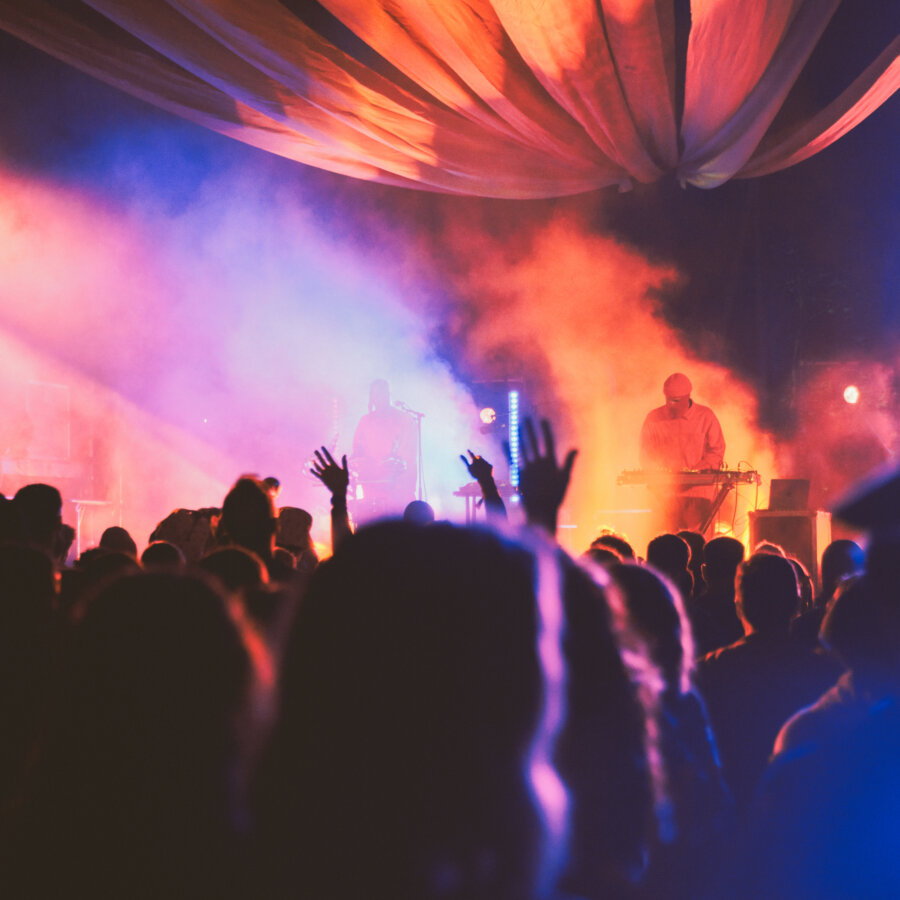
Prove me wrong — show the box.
[432,208,777,554]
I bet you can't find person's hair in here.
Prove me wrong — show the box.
[676,530,705,582]
[276,506,314,554]
[820,576,900,678]
[591,532,635,560]
[788,557,814,612]
[753,540,785,556]
[220,476,275,554]
[255,521,659,899]
[584,546,621,568]
[612,561,694,694]
[736,553,799,632]
[8,571,264,896]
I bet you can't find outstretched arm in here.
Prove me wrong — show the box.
[460,450,507,522]
[311,446,353,551]
[506,418,577,537]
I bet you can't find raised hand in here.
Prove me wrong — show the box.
[311,446,349,498]
[459,449,507,522]
[506,418,577,535]
[460,450,494,484]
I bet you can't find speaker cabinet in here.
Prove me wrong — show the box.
[748,510,832,587]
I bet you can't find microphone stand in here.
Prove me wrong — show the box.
[395,401,426,501]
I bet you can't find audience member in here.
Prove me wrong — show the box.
[254,521,656,900]
[612,561,733,899]
[12,483,62,553]
[310,445,353,551]
[403,499,436,524]
[98,524,138,558]
[2,572,265,899]
[460,450,507,522]
[695,552,842,813]
[690,535,745,656]
[1,423,892,899]
[140,539,186,568]
[646,533,693,602]
[590,530,636,560]
[791,538,865,647]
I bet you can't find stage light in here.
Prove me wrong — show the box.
[479,406,497,424]
[508,390,520,487]
[843,384,860,404]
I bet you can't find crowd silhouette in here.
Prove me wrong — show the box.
[0,415,894,898]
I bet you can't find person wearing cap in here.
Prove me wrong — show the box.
[640,373,725,531]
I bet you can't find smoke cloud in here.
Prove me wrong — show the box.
[1,115,782,559]
[415,206,778,554]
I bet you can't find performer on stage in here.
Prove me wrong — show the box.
[351,379,416,519]
[640,372,725,531]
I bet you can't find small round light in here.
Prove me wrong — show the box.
[843,385,860,405]
[479,406,497,424]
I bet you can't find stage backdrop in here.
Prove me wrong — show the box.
[1,0,898,198]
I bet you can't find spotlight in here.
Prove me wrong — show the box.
[843,385,860,405]
[479,406,497,424]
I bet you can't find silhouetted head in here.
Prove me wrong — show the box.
[71,551,141,605]
[99,525,138,558]
[591,532,635,560]
[13,483,62,550]
[647,534,691,579]
[12,571,266,897]
[820,539,865,598]
[258,521,657,900]
[701,535,745,587]
[663,372,692,418]
[584,546,621,568]
[369,378,391,412]
[221,476,276,559]
[140,540,186,569]
[820,576,900,682]
[737,552,799,634]
[403,499,435,525]
[200,546,269,594]
[276,506,314,555]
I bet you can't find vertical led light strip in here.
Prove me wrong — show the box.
[508,389,520,487]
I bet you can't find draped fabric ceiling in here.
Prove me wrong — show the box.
[1,0,899,198]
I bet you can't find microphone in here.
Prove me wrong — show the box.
[394,400,425,417]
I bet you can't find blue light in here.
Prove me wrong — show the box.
[508,389,520,487]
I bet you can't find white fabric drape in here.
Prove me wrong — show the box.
[0,0,897,198]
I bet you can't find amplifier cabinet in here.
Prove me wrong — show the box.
[748,510,832,589]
